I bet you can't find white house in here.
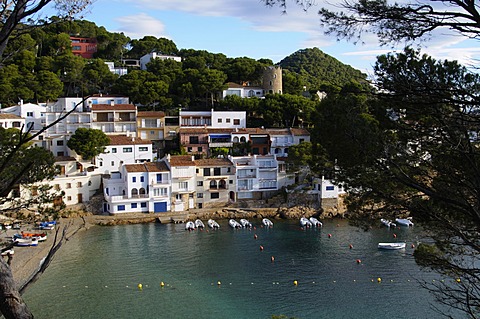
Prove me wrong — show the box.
[103,160,171,214]
[267,128,310,157]
[222,82,265,99]
[179,109,246,129]
[140,52,181,70]
[167,155,196,212]
[96,134,153,174]
[105,61,128,76]
[0,101,46,132]
[229,154,279,200]
[194,158,235,208]
[0,114,25,130]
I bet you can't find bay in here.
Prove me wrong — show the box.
[23,219,461,318]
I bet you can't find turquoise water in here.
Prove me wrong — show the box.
[23,219,460,318]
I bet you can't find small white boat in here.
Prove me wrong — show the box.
[207,219,220,229]
[1,249,14,256]
[185,221,195,231]
[262,218,273,227]
[300,217,312,227]
[381,218,396,227]
[395,218,414,227]
[13,238,38,247]
[39,221,56,230]
[229,219,242,229]
[309,217,323,227]
[240,219,252,228]
[378,242,406,250]
[195,219,205,228]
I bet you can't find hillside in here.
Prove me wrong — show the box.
[279,47,368,90]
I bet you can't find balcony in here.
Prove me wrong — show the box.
[150,179,171,186]
[108,194,149,202]
[209,142,233,148]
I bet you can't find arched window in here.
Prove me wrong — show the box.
[219,180,227,189]
[233,137,239,143]
[139,188,146,195]
[131,188,138,196]
[275,148,281,154]
[210,180,217,189]
[240,136,246,143]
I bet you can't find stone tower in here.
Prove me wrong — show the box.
[262,66,282,95]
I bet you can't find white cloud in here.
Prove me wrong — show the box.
[114,13,169,39]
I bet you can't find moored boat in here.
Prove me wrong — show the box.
[300,217,312,227]
[262,218,273,227]
[381,219,396,227]
[395,218,414,227]
[195,219,205,228]
[39,221,57,230]
[378,242,406,250]
[207,219,220,229]
[229,219,242,229]
[240,219,252,228]
[185,221,195,231]
[309,217,323,227]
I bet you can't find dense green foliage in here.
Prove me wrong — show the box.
[279,47,368,92]
[66,128,109,160]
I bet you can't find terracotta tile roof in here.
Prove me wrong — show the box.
[144,161,169,172]
[54,156,76,162]
[179,128,235,134]
[137,111,165,118]
[290,128,310,136]
[194,158,233,166]
[91,104,136,111]
[0,114,23,119]
[266,128,290,135]
[169,155,194,166]
[226,82,244,88]
[107,135,151,145]
[124,164,147,173]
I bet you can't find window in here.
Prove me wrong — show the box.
[211,193,220,199]
[218,118,222,123]
[196,168,199,173]
[57,152,64,156]
[112,148,117,153]
[72,45,81,50]
[123,147,133,153]
[179,182,188,190]
[56,140,64,146]
[229,180,233,184]
[156,174,162,183]
[132,177,137,182]
[189,136,199,144]
[153,188,168,196]
[111,161,115,166]
[141,202,147,208]
[252,147,259,154]
[299,138,305,143]
[197,193,203,198]
[66,183,71,189]
[197,181,203,186]
[26,112,33,117]
[234,119,240,125]
[214,168,221,176]
[326,186,335,191]
[227,167,231,173]
[140,176,144,182]
[203,168,210,176]
[117,205,125,211]
[99,161,103,167]
[187,147,192,152]
[139,147,148,152]
[144,119,156,127]
[77,182,82,188]
[131,203,137,209]
[226,118,231,123]
[198,147,202,152]
[150,131,155,135]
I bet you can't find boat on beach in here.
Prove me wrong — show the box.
[381,219,396,227]
[395,218,414,227]
[378,242,406,250]
[309,217,323,227]
[185,221,195,230]
[13,238,39,247]
[300,217,312,227]
[207,219,220,229]
[195,219,205,228]
[39,221,56,230]
[262,218,273,227]
[13,232,47,242]
[239,219,252,228]
[229,219,242,229]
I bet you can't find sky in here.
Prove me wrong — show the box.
[69,0,480,76]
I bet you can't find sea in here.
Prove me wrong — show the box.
[22,219,463,319]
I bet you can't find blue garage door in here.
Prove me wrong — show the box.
[154,202,167,213]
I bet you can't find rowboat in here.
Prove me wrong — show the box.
[13,238,39,247]
[378,242,406,250]
[381,219,396,227]
[240,219,252,228]
[300,217,312,227]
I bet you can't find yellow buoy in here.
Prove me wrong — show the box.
[456,278,461,283]
[217,281,221,286]
[293,280,298,286]
[377,277,382,283]
[138,283,143,290]
[160,282,165,287]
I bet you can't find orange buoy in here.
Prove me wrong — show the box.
[393,233,397,238]
[328,234,332,238]
[411,243,415,248]
[349,244,353,249]
[356,259,362,264]
[254,234,258,240]
[260,245,264,251]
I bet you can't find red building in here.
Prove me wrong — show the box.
[70,37,97,59]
